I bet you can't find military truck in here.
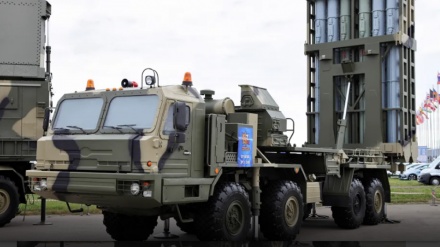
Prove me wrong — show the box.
[27,69,390,241]
[0,0,52,227]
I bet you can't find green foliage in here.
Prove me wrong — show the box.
[389,177,439,204]
[389,178,420,187]
[18,195,101,215]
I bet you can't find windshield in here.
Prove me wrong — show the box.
[53,98,103,130]
[411,164,428,170]
[429,156,440,168]
[103,95,159,130]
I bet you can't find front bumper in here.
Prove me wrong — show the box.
[26,170,162,211]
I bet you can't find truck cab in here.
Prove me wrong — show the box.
[29,73,211,214]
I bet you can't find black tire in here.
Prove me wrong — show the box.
[260,180,304,240]
[362,178,385,225]
[194,182,251,241]
[331,179,366,229]
[0,175,19,227]
[303,203,313,221]
[102,211,158,241]
[430,177,440,186]
[408,174,417,180]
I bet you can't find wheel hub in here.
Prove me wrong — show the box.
[0,188,10,214]
[353,193,362,215]
[284,196,299,227]
[226,201,244,235]
[373,190,383,213]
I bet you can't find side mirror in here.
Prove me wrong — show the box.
[173,101,188,131]
[43,108,52,132]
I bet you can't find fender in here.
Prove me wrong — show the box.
[0,166,27,203]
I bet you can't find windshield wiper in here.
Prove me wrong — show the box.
[103,125,122,133]
[117,124,143,135]
[53,127,69,134]
[66,125,87,134]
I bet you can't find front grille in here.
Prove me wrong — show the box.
[225,152,237,162]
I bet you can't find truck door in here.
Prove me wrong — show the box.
[159,101,192,176]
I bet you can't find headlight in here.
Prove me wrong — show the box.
[40,179,47,190]
[33,184,41,191]
[33,178,47,191]
[145,75,156,86]
[130,182,140,195]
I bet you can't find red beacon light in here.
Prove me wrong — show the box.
[182,72,192,87]
[121,78,138,88]
[86,79,95,91]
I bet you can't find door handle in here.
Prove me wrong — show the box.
[183,151,191,155]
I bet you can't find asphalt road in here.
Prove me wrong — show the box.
[1,203,440,245]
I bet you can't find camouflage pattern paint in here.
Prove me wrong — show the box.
[0,80,49,159]
[132,135,145,172]
[27,84,205,208]
[52,135,80,192]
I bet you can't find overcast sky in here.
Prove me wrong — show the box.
[48,0,439,146]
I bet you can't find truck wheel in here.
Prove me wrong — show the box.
[0,176,19,227]
[362,178,385,225]
[102,211,158,241]
[194,182,251,241]
[331,179,366,229]
[260,180,304,240]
